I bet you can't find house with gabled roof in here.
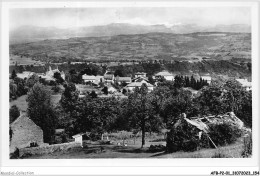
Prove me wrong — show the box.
[82,74,96,83]
[104,71,114,84]
[10,112,44,152]
[115,76,132,85]
[132,76,149,83]
[154,70,175,81]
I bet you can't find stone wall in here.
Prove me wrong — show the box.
[19,142,82,157]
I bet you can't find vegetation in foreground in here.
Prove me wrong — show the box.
[9,60,252,157]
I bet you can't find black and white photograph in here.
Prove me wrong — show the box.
[1,1,259,175]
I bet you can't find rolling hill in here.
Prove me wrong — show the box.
[10,32,251,63]
[10,23,251,44]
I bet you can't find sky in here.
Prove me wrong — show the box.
[9,7,251,30]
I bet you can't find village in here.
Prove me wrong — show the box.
[9,61,252,159]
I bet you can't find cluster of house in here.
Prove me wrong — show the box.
[14,67,251,92]
[82,70,215,93]
[82,71,155,92]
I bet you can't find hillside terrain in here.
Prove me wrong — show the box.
[10,23,251,44]
[10,32,251,63]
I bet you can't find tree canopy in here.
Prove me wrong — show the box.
[27,83,57,143]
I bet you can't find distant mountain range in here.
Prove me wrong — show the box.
[10,23,251,44]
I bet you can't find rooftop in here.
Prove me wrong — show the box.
[155,71,174,76]
[126,82,153,87]
[104,75,114,80]
[82,74,96,80]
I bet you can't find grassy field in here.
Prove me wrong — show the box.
[9,55,44,66]
[10,94,62,111]
[10,95,28,111]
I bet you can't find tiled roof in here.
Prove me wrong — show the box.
[132,77,148,82]
[155,71,174,76]
[82,74,96,80]
[118,77,131,82]
[126,82,153,87]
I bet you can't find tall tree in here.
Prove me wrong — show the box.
[60,83,80,113]
[127,84,159,148]
[27,83,57,143]
[174,75,184,88]
[196,82,225,115]
[26,73,39,88]
[9,105,20,124]
[53,72,64,84]
[11,70,17,79]
[9,81,18,99]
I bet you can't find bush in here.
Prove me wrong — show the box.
[166,118,200,152]
[207,122,243,146]
[166,118,243,153]
[149,144,166,152]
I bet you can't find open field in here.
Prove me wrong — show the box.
[10,95,28,111]
[9,55,44,66]
[10,94,62,111]
[10,32,251,63]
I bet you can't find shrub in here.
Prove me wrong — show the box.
[10,147,20,159]
[166,118,200,152]
[207,122,243,146]
[149,144,166,152]
[166,119,243,153]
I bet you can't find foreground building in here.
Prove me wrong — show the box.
[115,76,132,85]
[10,112,44,152]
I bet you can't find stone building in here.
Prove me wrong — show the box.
[10,112,44,152]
